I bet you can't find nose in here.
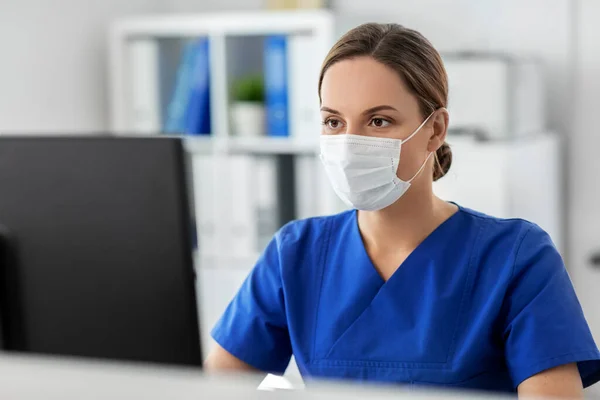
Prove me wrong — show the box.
[344,120,359,135]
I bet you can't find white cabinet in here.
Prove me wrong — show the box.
[434,133,563,253]
[570,0,600,365]
[443,56,546,140]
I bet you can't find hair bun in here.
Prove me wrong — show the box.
[433,142,452,181]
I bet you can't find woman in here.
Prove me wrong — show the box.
[206,23,600,397]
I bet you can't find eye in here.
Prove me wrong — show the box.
[369,118,391,128]
[323,118,343,130]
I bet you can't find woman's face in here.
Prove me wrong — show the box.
[320,56,444,183]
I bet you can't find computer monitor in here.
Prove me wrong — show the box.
[0,136,202,367]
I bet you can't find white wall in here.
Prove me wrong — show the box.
[0,0,267,134]
[570,0,600,350]
[0,0,165,133]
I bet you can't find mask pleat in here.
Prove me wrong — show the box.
[319,133,414,211]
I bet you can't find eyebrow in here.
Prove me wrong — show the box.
[320,105,399,115]
[362,105,398,115]
[320,106,341,115]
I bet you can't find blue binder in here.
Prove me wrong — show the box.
[264,35,289,137]
[184,38,211,135]
[164,41,197,134]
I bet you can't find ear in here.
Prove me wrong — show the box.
[427,108,449,153]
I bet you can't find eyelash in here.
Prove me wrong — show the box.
[369,117,392,128]
[321,117,392,130]
[321,117,343,130]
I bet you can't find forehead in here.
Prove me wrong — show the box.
[320,56,419,114]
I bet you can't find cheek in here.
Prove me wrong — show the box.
[396,138,430,180]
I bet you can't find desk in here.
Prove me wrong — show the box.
[0,353,512,399]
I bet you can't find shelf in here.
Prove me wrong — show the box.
[183,136,318,155]
[182,136,214,153]
[109,10,334,143]
[112,10,334,38]
[227,136,318,155]
[193,251,259,271]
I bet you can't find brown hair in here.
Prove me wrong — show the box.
[318,23,452,181]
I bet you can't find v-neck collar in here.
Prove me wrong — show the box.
[352,204,464,284]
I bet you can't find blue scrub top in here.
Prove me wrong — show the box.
[211,205,600,392]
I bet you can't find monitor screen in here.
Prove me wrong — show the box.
[0,136,201,367]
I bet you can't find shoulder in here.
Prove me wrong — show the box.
[457,205,555,252]
[270,210,354,284]
[276,209,355,246]
[270,210,354,274]
[456,205,563,287]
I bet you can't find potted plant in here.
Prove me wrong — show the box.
[230,74,265,137]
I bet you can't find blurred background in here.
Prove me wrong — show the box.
[0,0,598,392]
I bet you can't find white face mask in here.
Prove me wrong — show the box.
[319,112,435,211]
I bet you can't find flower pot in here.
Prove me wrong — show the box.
[230,102,266,137]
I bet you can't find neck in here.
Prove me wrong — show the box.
[357,183,452,252]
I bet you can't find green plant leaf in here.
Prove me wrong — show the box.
[231,74,265,103]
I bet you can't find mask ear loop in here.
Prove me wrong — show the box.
[403,107,446,183]
[401,111,436,144]
[407,151,435,183]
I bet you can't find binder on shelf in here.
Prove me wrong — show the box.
[192,154,218,259]
[128,39,161,133]
[294,155,319,220]
[264,35,289,137]
[255,156,280,252]
[288,35,320,139]
[227,155,258,258]
[164,41,197,134]
[185,38,211,135]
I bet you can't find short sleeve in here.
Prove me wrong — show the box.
[503,224,600,388]
[210,230,292,374]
